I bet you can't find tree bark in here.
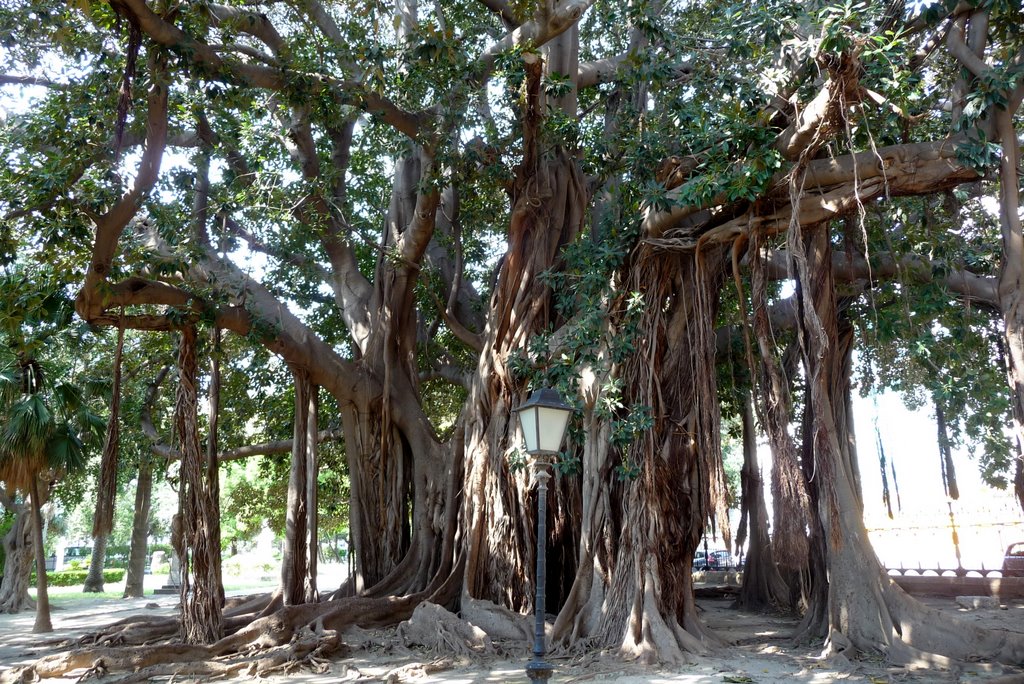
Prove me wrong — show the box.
[281,366,318,605]
[552,248,728,662]
[793,386,829,639]
[750,234,810,571]
[82,534,108,593]
[123,458,154,598]
[935,404,959,500]
[30,476,52,633]
[795,222,1024,664]
[92,321,125,545]
[735,390,789,610]
[993,106,1024,516]
[206,329,224,607]
[175,326,223,643]
[460,51,585,614]
[1014,454,1024,517]
[0,502,34,613]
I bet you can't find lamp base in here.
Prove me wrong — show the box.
[525,656,553,682]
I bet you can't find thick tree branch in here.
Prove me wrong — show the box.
[577,55,692,89]
[207,4,285,54]
[420,364,472,391]
[473,0,595,85]
[218,430,342,462]
[0,74,67,89]
[774,52,861,161]
[117,0,421,138]
[76,51,168,323]
[946,17,989,79]
[643,137,977,239]
[477,0,520,28]
[294,0,347,45]
[761,249,998,309]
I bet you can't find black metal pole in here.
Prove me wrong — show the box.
[526,460,553,683]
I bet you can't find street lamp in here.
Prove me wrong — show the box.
[514,388,573,684]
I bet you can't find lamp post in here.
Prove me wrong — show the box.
[514,388,572,684]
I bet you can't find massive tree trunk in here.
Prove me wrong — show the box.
[460,47,585,613]
[795,221,1024,664]
[551,247,729,663]
[735,390,789,610]
[123,458,154,599]
[82,535,108,593]
[175,326,223,644]
[0,501,34,613]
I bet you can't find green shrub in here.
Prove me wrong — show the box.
[31,568,126,587]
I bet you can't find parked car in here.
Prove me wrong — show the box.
[693,549,735,571]
[1002,542,1024,577]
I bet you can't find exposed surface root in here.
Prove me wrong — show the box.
[460,597,532,643]
[0,595,415,682]
[397,602,494,656]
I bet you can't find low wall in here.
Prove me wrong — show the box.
[693,570,742,585]
[892,575,1024,599]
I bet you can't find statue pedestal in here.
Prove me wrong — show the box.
[153,550,182,595]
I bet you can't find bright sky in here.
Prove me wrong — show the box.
[853,389,1023,571]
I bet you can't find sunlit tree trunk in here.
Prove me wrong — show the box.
[735,390,789,610]
[123,458,153,599]
[175,326,222,644]
[282,367,319,605]
[82,535,108,593]
[30,476,52,633]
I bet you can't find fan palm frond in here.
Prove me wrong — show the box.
[52,382,84,415]
[46,424,86,474]
[0,366,20,407]
[2,395,53,457]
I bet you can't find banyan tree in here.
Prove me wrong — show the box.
[2,0,1024,677]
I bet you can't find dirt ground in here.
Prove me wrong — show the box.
[1,590,1022,683]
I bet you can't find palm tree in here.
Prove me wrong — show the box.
[0,276,93,632]
[0,361,87,632]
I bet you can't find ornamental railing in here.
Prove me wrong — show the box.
[884,564,1005,578]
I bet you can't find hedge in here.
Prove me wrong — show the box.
[30,568,126,587]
